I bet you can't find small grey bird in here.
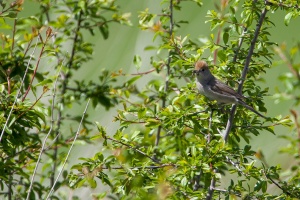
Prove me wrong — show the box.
[193,60,267,119]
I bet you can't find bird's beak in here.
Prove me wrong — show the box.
[193,70,198,75]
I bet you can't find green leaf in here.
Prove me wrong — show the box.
[145,118,160,128]
[130,131,140,140]
[284,12,293,26]
[99,23,109,39]
[217,50,226,62]
[181,177,188,186]
[34,78,53,87]
[95,122,106,139]
[137,107,146,118]
[133,55,142,69]
[78,0,86,13]
[87,177,97,188]
[144,45,156,51]
[254,180,262,191]
[261,180,267,193]
[223,32,229,45]
[125,75,141,87]
[0,18,11,29]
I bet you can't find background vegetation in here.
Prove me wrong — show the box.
[0,0,300,199]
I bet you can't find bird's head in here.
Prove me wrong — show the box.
[193,61,209,74]
[193,60,213,81]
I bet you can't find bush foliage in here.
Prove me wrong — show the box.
[0,0,299,199]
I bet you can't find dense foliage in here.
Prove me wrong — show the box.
[0,0,299,199]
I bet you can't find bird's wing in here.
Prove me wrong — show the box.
[209,79,246,100]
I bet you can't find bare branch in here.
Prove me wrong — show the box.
[46,98,90,199]
[101,163,175,170]
[263,169,294,197]
[106,136,160,164]
[52,10,83,187]
[274,47,300,80]
[155,0,174,148]
[131,68,156,75]
[205,109,215,197]
[22,29,53,101]
[25,61,63,200]
[0,38,39,142]
[223,1,268,142]
[206,169,217,200]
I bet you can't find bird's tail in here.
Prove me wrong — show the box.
[237,100,268,119]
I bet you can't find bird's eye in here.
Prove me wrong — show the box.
[201,68,205,72]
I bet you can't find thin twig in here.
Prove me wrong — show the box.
[205,109,215,198]
[0,2,18,16]
[206,169,217,200]
[274,47,300,80]
[25,62,63,200]
[225,156,248,177]
[193,170,202,191]
[213,187,242,197]
[52,10,83,187]
[6,72,11,95]
[0,38,39,142]
[79,19,116,29]
[106,136,160,163]
[11,19,17,57]
[223,0,268,142]
[232,27,248,64]
[23,35,34,57]
[101,163,175,170]
[207,108,213,143]
[22,31,52,102]
[155,0,174,147]
[262,169,293,197]
[46,99,90,199]
[265,0,299,9]
[290,110,300,156]
[17,87,49,120]
[131,68,156,75]
[8,175,12,200]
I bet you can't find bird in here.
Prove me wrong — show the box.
[193,60,267,119]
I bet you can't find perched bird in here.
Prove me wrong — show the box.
[193,60,267,119]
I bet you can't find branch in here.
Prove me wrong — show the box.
[225,156,248,177]
[263,169,293,197]
[155,0,174,147]
[100,163,175,170]
[131,68,156,75]
[223,1,268,142]
[206,169,217,200]
[52,10,83,187]
[205,109,215,197]
[22,28,53,102]
[11,19,17,57]
[79,19,116,29]
[25,61,63,200]
[46,98,90,199]
[213,187,242,197]
[266,0,299,9]
[17,87,49,120]
[0,38,39,142]
[274,46,300,81]
[106,136,160,164]
[290,110,300,157]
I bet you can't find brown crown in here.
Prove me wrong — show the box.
[194,60,208,71]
